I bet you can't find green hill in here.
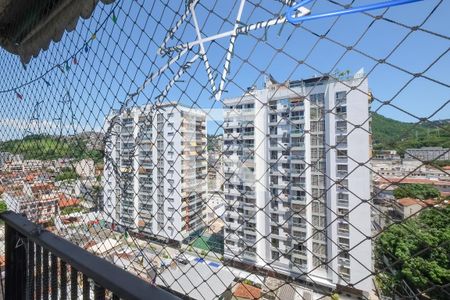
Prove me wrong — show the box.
[371,113,450,155]
[0,134,104,162]
[1,115,449,162]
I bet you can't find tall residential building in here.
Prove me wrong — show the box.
[223,75,372,291]
[103,103,207,243]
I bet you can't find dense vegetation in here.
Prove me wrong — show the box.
[375,207,450,299]
[60,206,84,215]
[0,201,7,213]
[1,113,449,161]
[393,184,441,200]
[55,168,80,181]
[0,201,6,224]
[372,113,450,155]
[0,134,104,163]
[207,134,222,151]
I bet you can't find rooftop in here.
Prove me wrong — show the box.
[375,177,450,186]
[233,283,262,300]
[397,198,434,207]
[157,261,234,300]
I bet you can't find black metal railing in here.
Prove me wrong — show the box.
[1,211,180,300]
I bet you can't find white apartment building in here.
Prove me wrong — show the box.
[103,103,207,243]
[223,75,373,292]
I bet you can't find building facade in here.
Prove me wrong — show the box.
[3,183,58,224]
[405,147,450,161]
[222,76,372,291]
[103,103,207,243]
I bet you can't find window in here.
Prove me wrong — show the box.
[271,213,279,222]
[312,230,326,241]
[271,151,278,159]
[337,165,348,172]
[313,242,326,256]
[337,179,348,188]
[312,216,326,227]
[310,93,325,105]
[291,111,304,120]
[336,91,347,100]
[313,256,324,268]
[336,106,347,113]
[336,136,347,146]
[339,237,350,248]
[312,201,325,214]
[271,238,279,247]
[310,107,319,119]
[271,251,280,260]
[336,120,347,129]
[339,251,350,259]
[337,150,347,158]
[338,193,349,200]
[271,176,278,184]
[270,138,278,147]
[312,175,319,186]
[271,226,279,235]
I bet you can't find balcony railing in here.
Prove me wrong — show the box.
[1,211,179,300]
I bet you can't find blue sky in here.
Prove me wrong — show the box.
[0,0,448,139]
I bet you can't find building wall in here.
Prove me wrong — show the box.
[103,103,207,243]
[223,76,372,292]
[405,147,450,161]
[75,159,95,178]
[3,188,57,224]
[396,204,423,219]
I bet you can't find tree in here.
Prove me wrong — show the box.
[375,207,450,299]
[393,183,440,200]
[0,200,7,213]
[55,168,79,181]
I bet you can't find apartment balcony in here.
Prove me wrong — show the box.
[336,127,347,135]
[337,229,350,237]
[337,199,349,208]
[291,155,305,161]
[291,249,307,258]
[291,197,307,205]
[0,212,179,300]
[339,242,350,251]
[290,117,305,123]
[338,257,351,268]
[242,236,257,246]
[290,131,305,137]
[336,156,348,164]
[242,251,257,261]
[336,171,348,178]
[336,142,348,149]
